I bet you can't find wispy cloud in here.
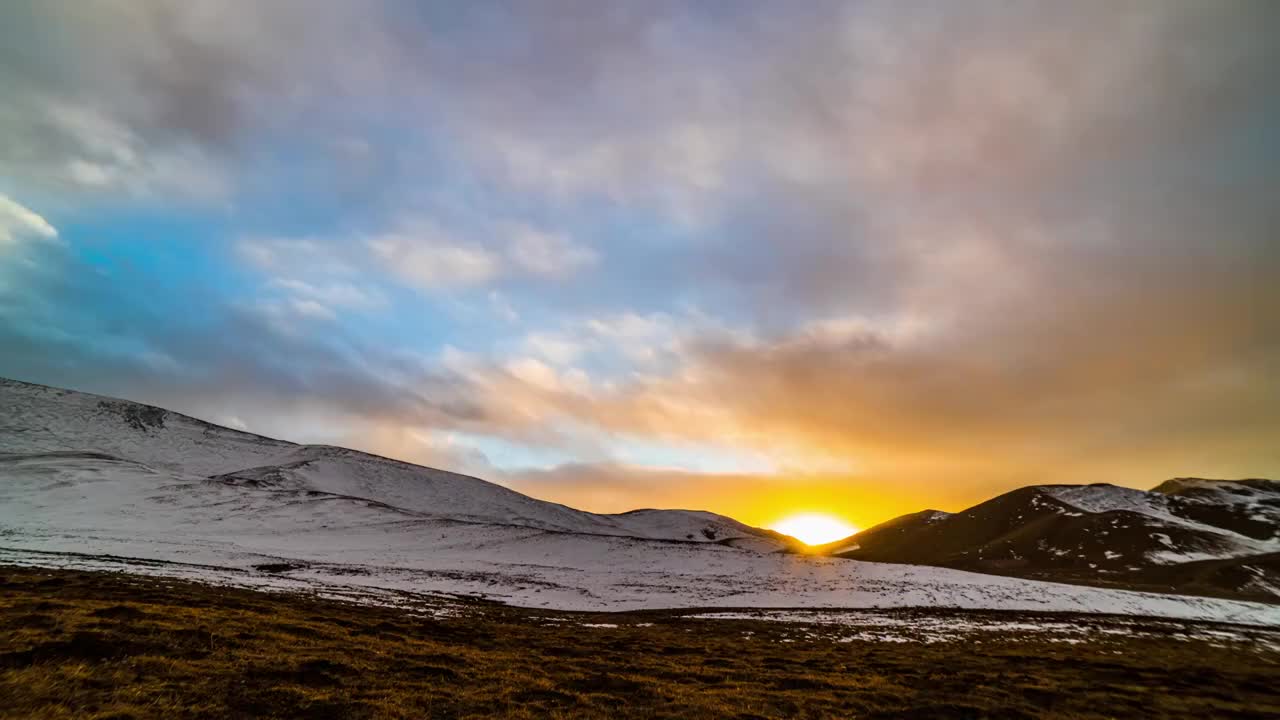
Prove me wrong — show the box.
[0,194,58,246]
[368,221,502,291]
[506,224,597,278]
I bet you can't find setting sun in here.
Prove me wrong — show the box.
[770,513,860,546]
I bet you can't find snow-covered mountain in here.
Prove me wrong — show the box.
[831,480,1280,602]
[0,378,780,546]
[3,377,1279,625]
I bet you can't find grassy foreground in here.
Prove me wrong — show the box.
[1,565,1277,719]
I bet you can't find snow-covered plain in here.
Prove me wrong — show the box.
[3,378,1279,627]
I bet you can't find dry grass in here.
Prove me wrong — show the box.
[1,565,1277,719]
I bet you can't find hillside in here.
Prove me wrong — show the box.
[0,377,778,546]
[830,480,1280,602]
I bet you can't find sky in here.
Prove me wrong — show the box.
[2,0,1278,532]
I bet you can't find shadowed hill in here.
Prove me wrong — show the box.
[828,480,1280,603]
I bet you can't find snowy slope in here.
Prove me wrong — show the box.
[836,480,1280,602]
[0,378,777,545]
[1041,482,1280,563]
[2,377,1279,626]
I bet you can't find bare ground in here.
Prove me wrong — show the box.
[1,565,1278,719]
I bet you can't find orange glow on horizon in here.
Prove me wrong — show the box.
[768,513,860,545]
[506,469,938,538]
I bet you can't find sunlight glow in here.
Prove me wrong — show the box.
[769,513,860,546]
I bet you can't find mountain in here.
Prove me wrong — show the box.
[0,377,781,547]
[829,480,1280,602]
[3,377,1279,624]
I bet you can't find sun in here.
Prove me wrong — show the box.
[769,513,860,546]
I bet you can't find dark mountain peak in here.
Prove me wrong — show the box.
[833,478,1280,603]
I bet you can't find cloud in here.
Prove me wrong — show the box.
[36,101,227,199]
[362,219,597,292]
[504,357,569,393]
[0,228,493,449]
[236,237,350,275]
[268,279,386,318]
[0,194,58,246]
[522,332,584,366]
[286,298,335,321]
[507,225,596,278]
[0,6,237,201]
[235,237,388,326]
[2,0,1278,523]
[368,222,502,291]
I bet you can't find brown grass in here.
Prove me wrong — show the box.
[1,565,1277,719]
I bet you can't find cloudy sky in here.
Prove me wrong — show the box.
[2,0,1278,530]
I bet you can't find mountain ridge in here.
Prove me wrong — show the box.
[0,376,785,547]
[827,478,1280,602]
